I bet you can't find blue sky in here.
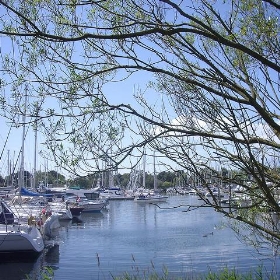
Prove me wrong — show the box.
[0,4,181,179]
[0,46,176,179]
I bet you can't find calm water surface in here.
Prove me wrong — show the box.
[1,195,280,279]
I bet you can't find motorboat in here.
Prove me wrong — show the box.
[66,196,108,213]
[47,201,73,220]
[65,186,100,200]
[37,181,66,198]
[0,200,44,256]
[0,186,17,200]
[134,193,168,203]
[80,199,108,212]
[99,187,134,200]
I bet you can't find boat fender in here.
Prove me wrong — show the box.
[37,219,44,226]
[28,215,36,225]
[41,212,48,224]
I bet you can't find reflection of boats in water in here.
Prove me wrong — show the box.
[0,253,43,280]
[0,243,61,280]
[79,212,105,226]
[45,243,60,264]
[68,205,84,216]
[71,216,84,225]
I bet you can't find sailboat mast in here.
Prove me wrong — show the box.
[19,88,28,189]
[33,120,38,190]
[7,150,10,186]
[153,151,157,192]
[143,151,146,188]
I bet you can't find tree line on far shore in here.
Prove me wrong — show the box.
[0,167,253,192]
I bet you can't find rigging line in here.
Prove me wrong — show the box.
[0,125,13,161]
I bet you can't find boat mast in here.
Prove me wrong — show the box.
[153,151,157,192]
[7,150,10,186]
[33,119,38,190]
[143,150,146,188]
[19,88,28,190]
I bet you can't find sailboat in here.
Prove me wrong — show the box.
[0,200,44,256]
[0,91,57,255]
[134,151,168,203]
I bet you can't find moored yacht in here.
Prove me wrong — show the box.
[99,187,134,200]
[134,193,168,203]
[0,200,44,256]
[66,196,108,213]
[65,186,100,200]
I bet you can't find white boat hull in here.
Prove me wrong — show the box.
[134,195,168,203]
[99,188,134,200]
[79,200,108,213]
[0,225,44,253]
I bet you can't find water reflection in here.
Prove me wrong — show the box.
[0,229,60,280]
[45,244,60,265]
[1,196,280,279]
[0,248,54,280]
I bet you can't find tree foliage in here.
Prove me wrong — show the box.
[0,0,280,246]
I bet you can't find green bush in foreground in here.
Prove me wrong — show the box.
[26,266,54,280]
[112,267,278,280]
[33,266,278,280]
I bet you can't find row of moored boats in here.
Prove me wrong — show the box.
[0,184,169,258]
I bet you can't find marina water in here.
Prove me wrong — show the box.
[1,195,280,279]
